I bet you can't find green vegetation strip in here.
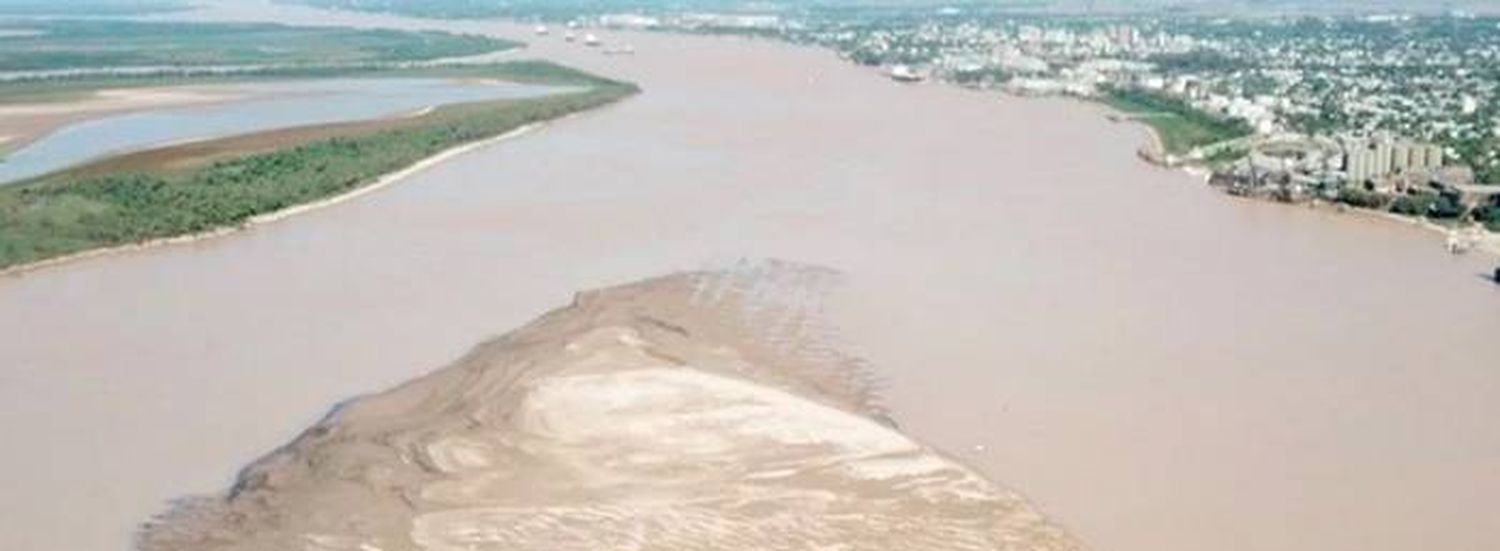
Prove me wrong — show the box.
[0,62,637,270]
[1103,88,1252,156]
[0,20,514,73]
[1337,187,1500,231]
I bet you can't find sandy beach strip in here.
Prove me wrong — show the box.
[0,122,542,278]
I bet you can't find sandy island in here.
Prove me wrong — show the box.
[141,267,1081,551]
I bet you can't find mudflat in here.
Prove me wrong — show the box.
[0,4,1497,551]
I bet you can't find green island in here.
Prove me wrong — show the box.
[0,19,514,74]
[0,62,638,270]
[1102,88,1253,158]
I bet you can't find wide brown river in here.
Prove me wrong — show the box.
[2,4,1497,551]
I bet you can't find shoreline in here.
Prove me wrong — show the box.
[1139,122,1166,161]
[1344,203,1500,258]
[1100,107,1168,162]
[0,122,542,279]
[1093,100,1500,261]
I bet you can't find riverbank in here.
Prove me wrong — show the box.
[1348,203,1500,257]
[1095,103,1500,260]
[1108,109,1172,165]
[1218,187,1500,258]
[0,61,638,271]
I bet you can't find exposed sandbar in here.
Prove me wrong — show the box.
[141,267,1081,551]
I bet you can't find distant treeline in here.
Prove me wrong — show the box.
[0,62,638,270]
[0,20,513,73]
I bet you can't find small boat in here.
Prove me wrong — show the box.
[583,34,601,47]
[563,31,576,42]
[534,25,549,36]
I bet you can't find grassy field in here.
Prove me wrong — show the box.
[1104,88,1253,156]
[0,20,514,73]
[0,61,637,270]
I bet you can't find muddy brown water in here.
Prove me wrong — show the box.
[1,3,1497,551]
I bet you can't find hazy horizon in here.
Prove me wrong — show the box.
[285,0,1500,17]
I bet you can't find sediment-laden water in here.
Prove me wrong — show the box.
[0,4,1496,551]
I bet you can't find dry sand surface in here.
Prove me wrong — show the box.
[0,86,245,153]
[141,267,1079,551]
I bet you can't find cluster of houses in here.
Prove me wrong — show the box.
[1211,134,1499,211]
